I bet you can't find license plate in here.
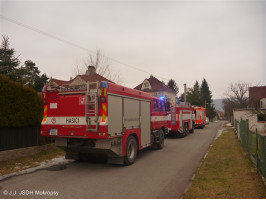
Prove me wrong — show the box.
[50,129,58,136]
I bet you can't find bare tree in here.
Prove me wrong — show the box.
[227,82,250,107]
[73,50,123,84]
[223,81,250,121]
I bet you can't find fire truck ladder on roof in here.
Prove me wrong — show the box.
[85,81,99,132]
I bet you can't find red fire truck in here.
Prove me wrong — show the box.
[41,81,169,165]
[168,104,194,137]
[193,106,206,129]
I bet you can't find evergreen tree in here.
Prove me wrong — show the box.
[167,79,179,96]
[187,81,204,106]
[200,78,212,104]
[200,78,216,120]
[179,93,184,102]
[0,35,48,91]
[20,60,48,91]
[0,35,20,79]
[21,60,40,87]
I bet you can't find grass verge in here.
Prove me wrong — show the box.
[0,145,65,176]
[183,128,266,199]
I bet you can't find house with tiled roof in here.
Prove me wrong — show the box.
[134,75,176,105]
[249,86,266,107]
[49,66,112,87]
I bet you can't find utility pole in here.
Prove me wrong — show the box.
[184,83,187,104]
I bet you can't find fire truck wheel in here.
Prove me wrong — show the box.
[189,122,195,133]
[157,130,164,149]
[124,136,137,166]
[184,124,189,136]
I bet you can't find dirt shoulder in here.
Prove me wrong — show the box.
[183,127,266,199]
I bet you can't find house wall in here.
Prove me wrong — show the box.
[141,80,151,90]
[69,77,85,86]
[261,98,266,109]
[48,80,59,86]
[233,109,266,134]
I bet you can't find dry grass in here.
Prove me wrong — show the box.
[0,146,65,175]
[183,128,266,199]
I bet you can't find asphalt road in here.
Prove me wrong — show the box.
[0,121,224,199]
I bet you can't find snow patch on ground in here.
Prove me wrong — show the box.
[0,156,72,181]
[215,129,223,140]
[225,123,232,127]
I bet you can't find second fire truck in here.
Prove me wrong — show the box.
[168,104,195,137]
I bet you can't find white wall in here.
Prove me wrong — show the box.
[233,109,266,134]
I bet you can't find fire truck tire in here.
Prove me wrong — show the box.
[184,124,189,136]
[189,122,195,133]
[124,136,137,166]
[156,130,164,149]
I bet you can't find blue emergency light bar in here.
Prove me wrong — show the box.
[101,81,109,88]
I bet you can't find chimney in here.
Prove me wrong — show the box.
[85,66,96,75]
[184,83,187,104]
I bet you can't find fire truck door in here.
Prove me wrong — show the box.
[140,101,151,147]
[108,95,123,136]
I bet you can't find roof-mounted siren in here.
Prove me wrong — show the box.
[101,81,109,88]
[159,96,165,100]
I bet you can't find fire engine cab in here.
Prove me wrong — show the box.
[168,104,194,137]
[41,81,169,165]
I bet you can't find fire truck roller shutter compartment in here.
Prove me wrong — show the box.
[140,100,151,147]
[108,95,123,136]
[123,98,140,130]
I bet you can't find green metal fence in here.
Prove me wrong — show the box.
[235,119,266,180]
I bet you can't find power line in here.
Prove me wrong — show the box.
[0,14,168,81]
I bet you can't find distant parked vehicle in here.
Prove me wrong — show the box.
[206,117,210,125]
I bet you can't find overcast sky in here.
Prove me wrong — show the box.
[1,0,265,98]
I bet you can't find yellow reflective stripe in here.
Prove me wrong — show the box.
[43,105,48,121]
[101,103,107,122]
[44,105,47,113]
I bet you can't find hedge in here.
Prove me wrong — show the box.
[0,75,43,127]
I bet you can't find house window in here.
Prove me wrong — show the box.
[144,83,149,89]
[258,113,266,122]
